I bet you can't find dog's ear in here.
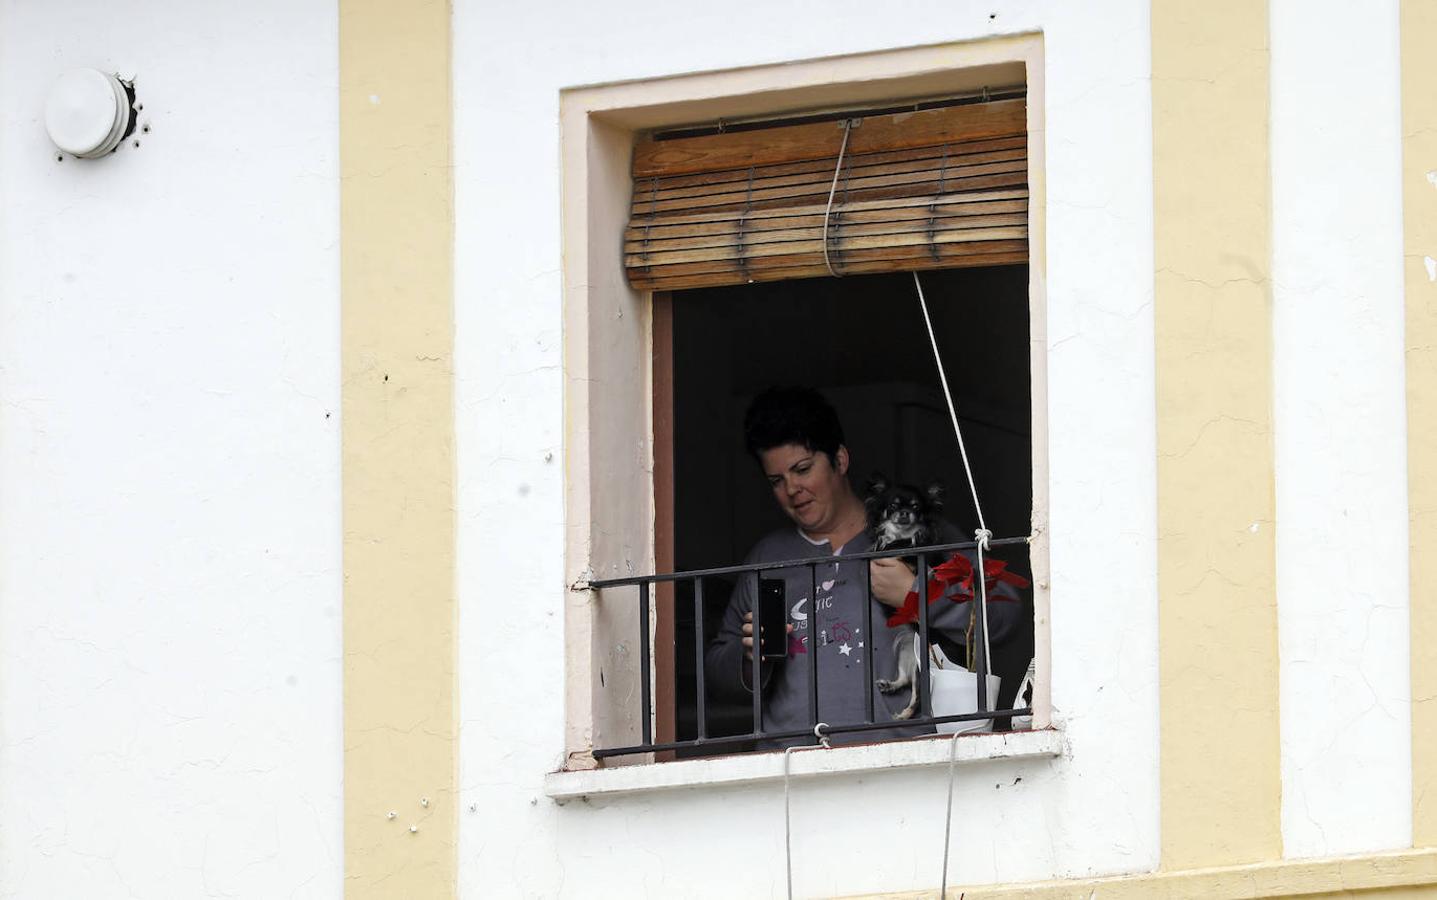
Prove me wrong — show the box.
[924,481,946,512]
[863,472,889,520]
[865,472,889,499]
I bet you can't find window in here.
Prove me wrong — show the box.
[559,38,1050,769]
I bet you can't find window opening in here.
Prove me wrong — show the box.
[595,266,1035,759]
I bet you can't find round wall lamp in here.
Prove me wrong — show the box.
[44,68,135,158]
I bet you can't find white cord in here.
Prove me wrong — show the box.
[939,725,961,899]
[937,539,994,899]
[914,273,987,535]
[916,270,996,897]
[975,535,994,701]
[821,121,854,278]
[784,723,831,900]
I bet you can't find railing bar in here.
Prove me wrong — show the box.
[830,708,1030,732]
[863,556,875,724]
[638,581,653,749]
[590,708,1035,758]
[916,554,931,718]
[588,537,1029,588]
[807,563,819,738]
[750,570,763,736]
[975,562,989,713]
[694,577,707,741]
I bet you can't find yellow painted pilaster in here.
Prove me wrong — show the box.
[1402,0,1437,847]
[340,0,456,896]
[1152,0,1282,869]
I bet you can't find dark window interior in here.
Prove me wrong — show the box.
[668,265,1035,752]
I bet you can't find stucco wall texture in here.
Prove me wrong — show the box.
[0,2,342,897]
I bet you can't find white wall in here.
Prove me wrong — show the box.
[454,1,1157,895]
[0,3,343,897]
[1271,0,1412,858]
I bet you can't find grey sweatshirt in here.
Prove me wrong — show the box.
[703,525,1023,749]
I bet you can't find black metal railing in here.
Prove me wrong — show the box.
[586,536,1033,759]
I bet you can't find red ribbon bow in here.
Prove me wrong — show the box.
[885,553,1030,628]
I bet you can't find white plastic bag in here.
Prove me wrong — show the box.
[1009,657,1036,730]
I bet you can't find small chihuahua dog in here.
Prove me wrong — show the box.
[865,473,944,720]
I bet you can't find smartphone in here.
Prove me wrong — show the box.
[757,578,788,661]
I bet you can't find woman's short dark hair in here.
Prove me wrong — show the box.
[743,386,845,463]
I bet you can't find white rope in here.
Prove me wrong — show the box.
[821,121,855,278]
[939,535,995,897]
[913,272,987,535]
[912,271,994,692]
[915,270,996,898]
[784,723,831,900]
[975,539,993,693]
[939,720,962,899]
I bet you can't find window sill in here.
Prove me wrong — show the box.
[544,728,1063,802]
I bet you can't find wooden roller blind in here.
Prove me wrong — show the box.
[624,97,1028,292]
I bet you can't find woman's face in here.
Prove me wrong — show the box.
[758,442,851,535]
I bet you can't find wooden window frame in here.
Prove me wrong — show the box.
[652,292,677,751]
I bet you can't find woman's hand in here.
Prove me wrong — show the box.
[869,558,916,609]
[741,611,794,660]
